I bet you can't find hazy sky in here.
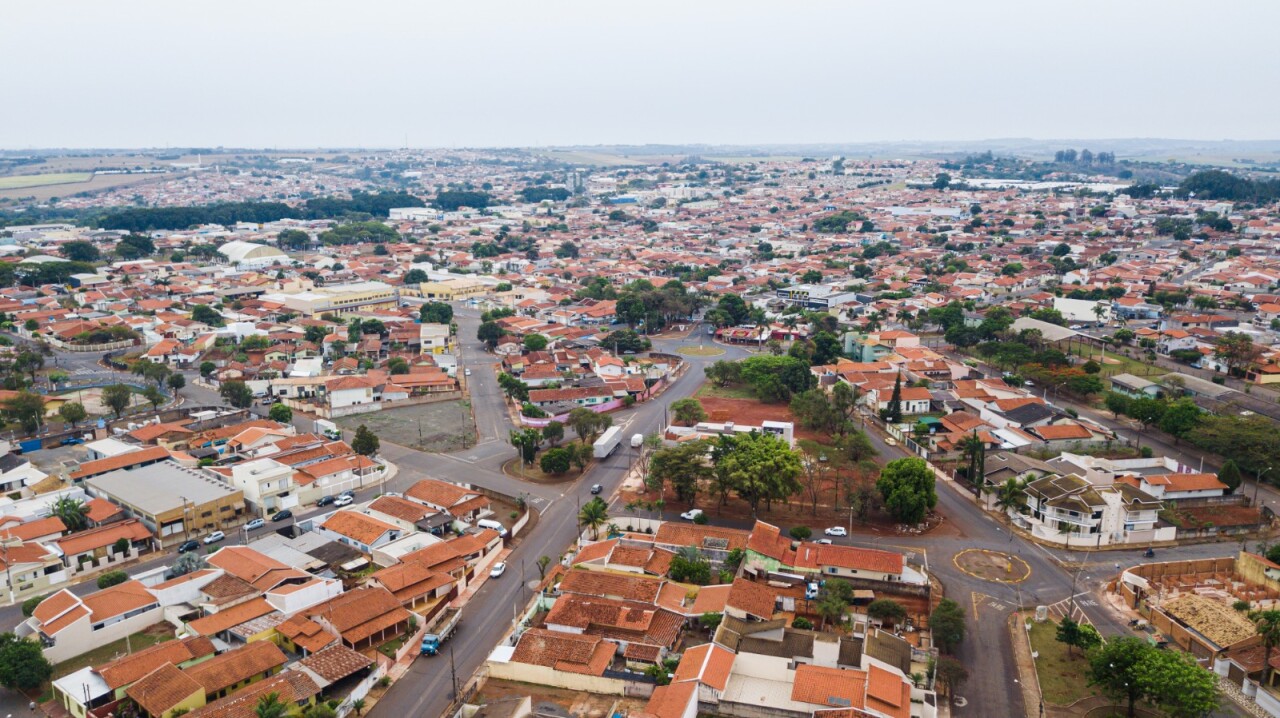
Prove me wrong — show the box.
[5,0,1277,149]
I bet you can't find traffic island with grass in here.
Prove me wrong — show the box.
[1028,619,1099,706]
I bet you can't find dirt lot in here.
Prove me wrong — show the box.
[1162,594,1256,646]
[335,400,475,452]
[1175,503,1263,529]
[696,396,825,442]
[475,678,645,717]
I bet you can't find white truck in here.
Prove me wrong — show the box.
[630,433,645,448]
[314,419,341,440]
[593,426,623,459]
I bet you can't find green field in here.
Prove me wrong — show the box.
[0,172,93,190]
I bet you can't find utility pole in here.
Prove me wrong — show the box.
[1254,466,1272,508]
[449,645,459,699]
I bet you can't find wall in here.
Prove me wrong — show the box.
[485,660,626,694]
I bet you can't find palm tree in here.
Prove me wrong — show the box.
[50,496,89,532]
[578,497,610,540]
[991,478,1029,516]
[956,433,986,491]
[1255,610,1280,688]
[254,693,288,718]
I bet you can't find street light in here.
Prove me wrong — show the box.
[1255,466,1272,508]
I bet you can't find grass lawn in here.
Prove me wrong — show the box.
[1066,344,1166,380]
[694,382,756,400]
[53,623,174,678]
[675,345,725,357]
[1029,619,1099,705]
[0,173,92,190]
[376,633,409,659]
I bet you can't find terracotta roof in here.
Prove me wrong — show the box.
[865,664,911,718]
[643,681,698,718]
[186,598,276,636]
[55,519,152,557]
[671,642,734,691]
[305,587,411,645]
[1031,423,1094,441]
[295,643,373,683]
[510,627,616,675]
[69,446,170,480]
[404,479,476,508]
[185,640,287,694]
[81,580,158,623]
[791,664,868,709]
[1144,473,1229,492]
[558,568,664,603]
[367,495,435,523]
[206,546,310,591]
[726,577,778,620]
[276,614,337,654]
[368,562,454,603]
[97,636,216,690]
[320,511,399,546]
[183,671,320,718]
[811,545,904,575]
[0,516,65,541]
[125,663,203,718]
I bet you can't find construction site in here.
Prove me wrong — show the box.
[1115,552,1280,660]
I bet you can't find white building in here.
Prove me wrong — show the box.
[217,241,288,269]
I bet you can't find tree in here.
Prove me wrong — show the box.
[539,447,572,474]
[929,599,966,653]
[420,302,453,324]
[568,442,593,472]
[113,537,131,555]
[50,496,89,532]
[276,229,311,250]
[350,425,379,456]
[61,240,101,262]
[791,389,838,435]
[1219,459,1243,494]
[536,555,552,580]
[669,546,712,584]
[933,657,968,702]
[142,385,165,410]
[541,421,564,446]
[0,633,52,690]
[167,373,186,392]
[20,595,46,618]
[1088,637,1149,718]
[578,496,610,540]
[3,391,45,434]
[884,373,903,423]
[739,355,815,403]
[510,428,540,464]
[867,598,907,626]
[1189,414,1280,478]
[700,612,723,632]
[602,329,649,353]
[477,321,504,349]
[191,303,225,327]
[670,398,707,426]
[789,525,812,541]
[102,383,134,418]
[932,173,951,190]
[302,705,336,718]
[649,440,713,506]
[269,403,293,423]
[255,693,289,718]
[523,334,548,352]
[991,477,1028,516]
[169,551,207,578]
[1055,616,1100,657]
[567,407,609,444]
[1256,610,1280,690]
[1133,647,1219,718]
[199,361,217,378]
[876,458,937,524]
[1216,331,1262,376]
[219,380,254,409]
[97,570,129,589]
[704,360,743,387]
[715,432,803,516]
[1158,397,1202,441]
[1104,392,1130,419]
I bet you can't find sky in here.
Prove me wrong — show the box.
[4,0,1278,149]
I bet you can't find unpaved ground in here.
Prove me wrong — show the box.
[475,678,645,717]
[335,400,476,452]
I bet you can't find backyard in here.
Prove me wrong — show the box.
[335,399,476,452]
[53,623,175,679]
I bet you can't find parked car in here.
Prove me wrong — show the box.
[271,509,293,522]
[464,368,472,376]
[60,437,84,446]
[333,494,354,507]
[590,484,603,495]
[490,562,507,578]
[884,437,897,447]
[824,526,848,537]
[203,531,225,545]
[815,538,833,545]
[805,582,820,600]
[245,518,265,531]
[339,490,355,499]
[316,495,336,507]
[177,539,200,554]
[680,509,704,521]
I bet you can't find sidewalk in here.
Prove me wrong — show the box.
[1008,613,1042,718]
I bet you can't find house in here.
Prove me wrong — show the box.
[184,639,288,701]
[317,511,402,553]
[1109,373,1161,398]
[125,663,205,718]
[1121,472,1228,501]
[1020,474,1169,546]
[180,671,321,718]
[25,580,162,663]
[404,479,491,522]
[303,586,412,651]
[0,453,48,494]
[221,459,295,517]
[52,635,217,718]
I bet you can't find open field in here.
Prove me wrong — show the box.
[335,399,475,452]
[0,172,169,203]
[693,382,756,400]
[0,173,92,190]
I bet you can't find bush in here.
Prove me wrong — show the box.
[792,617,814,629]
[1140,446,1154,458]
[1233,600,1252,612]
[789,526,812,541]
[20,595,46,618]
[693,512,709,525]
[97,570,129,589]
[1211,376,1226,385]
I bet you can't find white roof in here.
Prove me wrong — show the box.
[217,240,286,263]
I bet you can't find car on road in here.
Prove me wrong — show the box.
[245,518,265,531]
[590,484,603,495]
[203,531,225,545]
[824,526,847,537]
[339,490,355,499]
[464,368,472,376]
[884,437,897,447]
[271,509,293,522]
[333,494,354,507]
[680,509,704,521]
[815,538,833,545]
[177,539,200,554]
[316,495,336,507]
[490,562,507,578]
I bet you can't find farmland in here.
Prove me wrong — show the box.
[0,172,92,190]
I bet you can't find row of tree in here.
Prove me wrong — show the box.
[96,191,423,231]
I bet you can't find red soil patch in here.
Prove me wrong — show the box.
[695,397,826,442]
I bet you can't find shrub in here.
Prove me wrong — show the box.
[1140,446,1154,458]
[97,570,129,589]
[21,594,47,618]
[789,526,812,541]
[792,617,814,629]
[693,512,709,525]
[1233,600,1251,612]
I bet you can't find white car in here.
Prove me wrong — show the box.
[490,562,507,578]
[465,368,472,376]
[333,494,354,507]
[203,531,226,545]
[680,509,704,521]
[824,526,848,537]
[815,538,833,545]
[884,437,897,447]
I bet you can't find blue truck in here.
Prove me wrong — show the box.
[420,608,461,656]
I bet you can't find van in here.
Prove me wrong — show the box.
[805,582,820,600]
[477,519,509,537]
[630,433,644,448]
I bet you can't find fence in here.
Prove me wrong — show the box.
[338,662,387,718]
[48,338,138,353]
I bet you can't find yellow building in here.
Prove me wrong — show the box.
[273,281,398,317]
[409,278,489,301]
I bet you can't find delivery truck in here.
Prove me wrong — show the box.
[420,608,462,656]
[593,426,622,459]
[314,419,341,440]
